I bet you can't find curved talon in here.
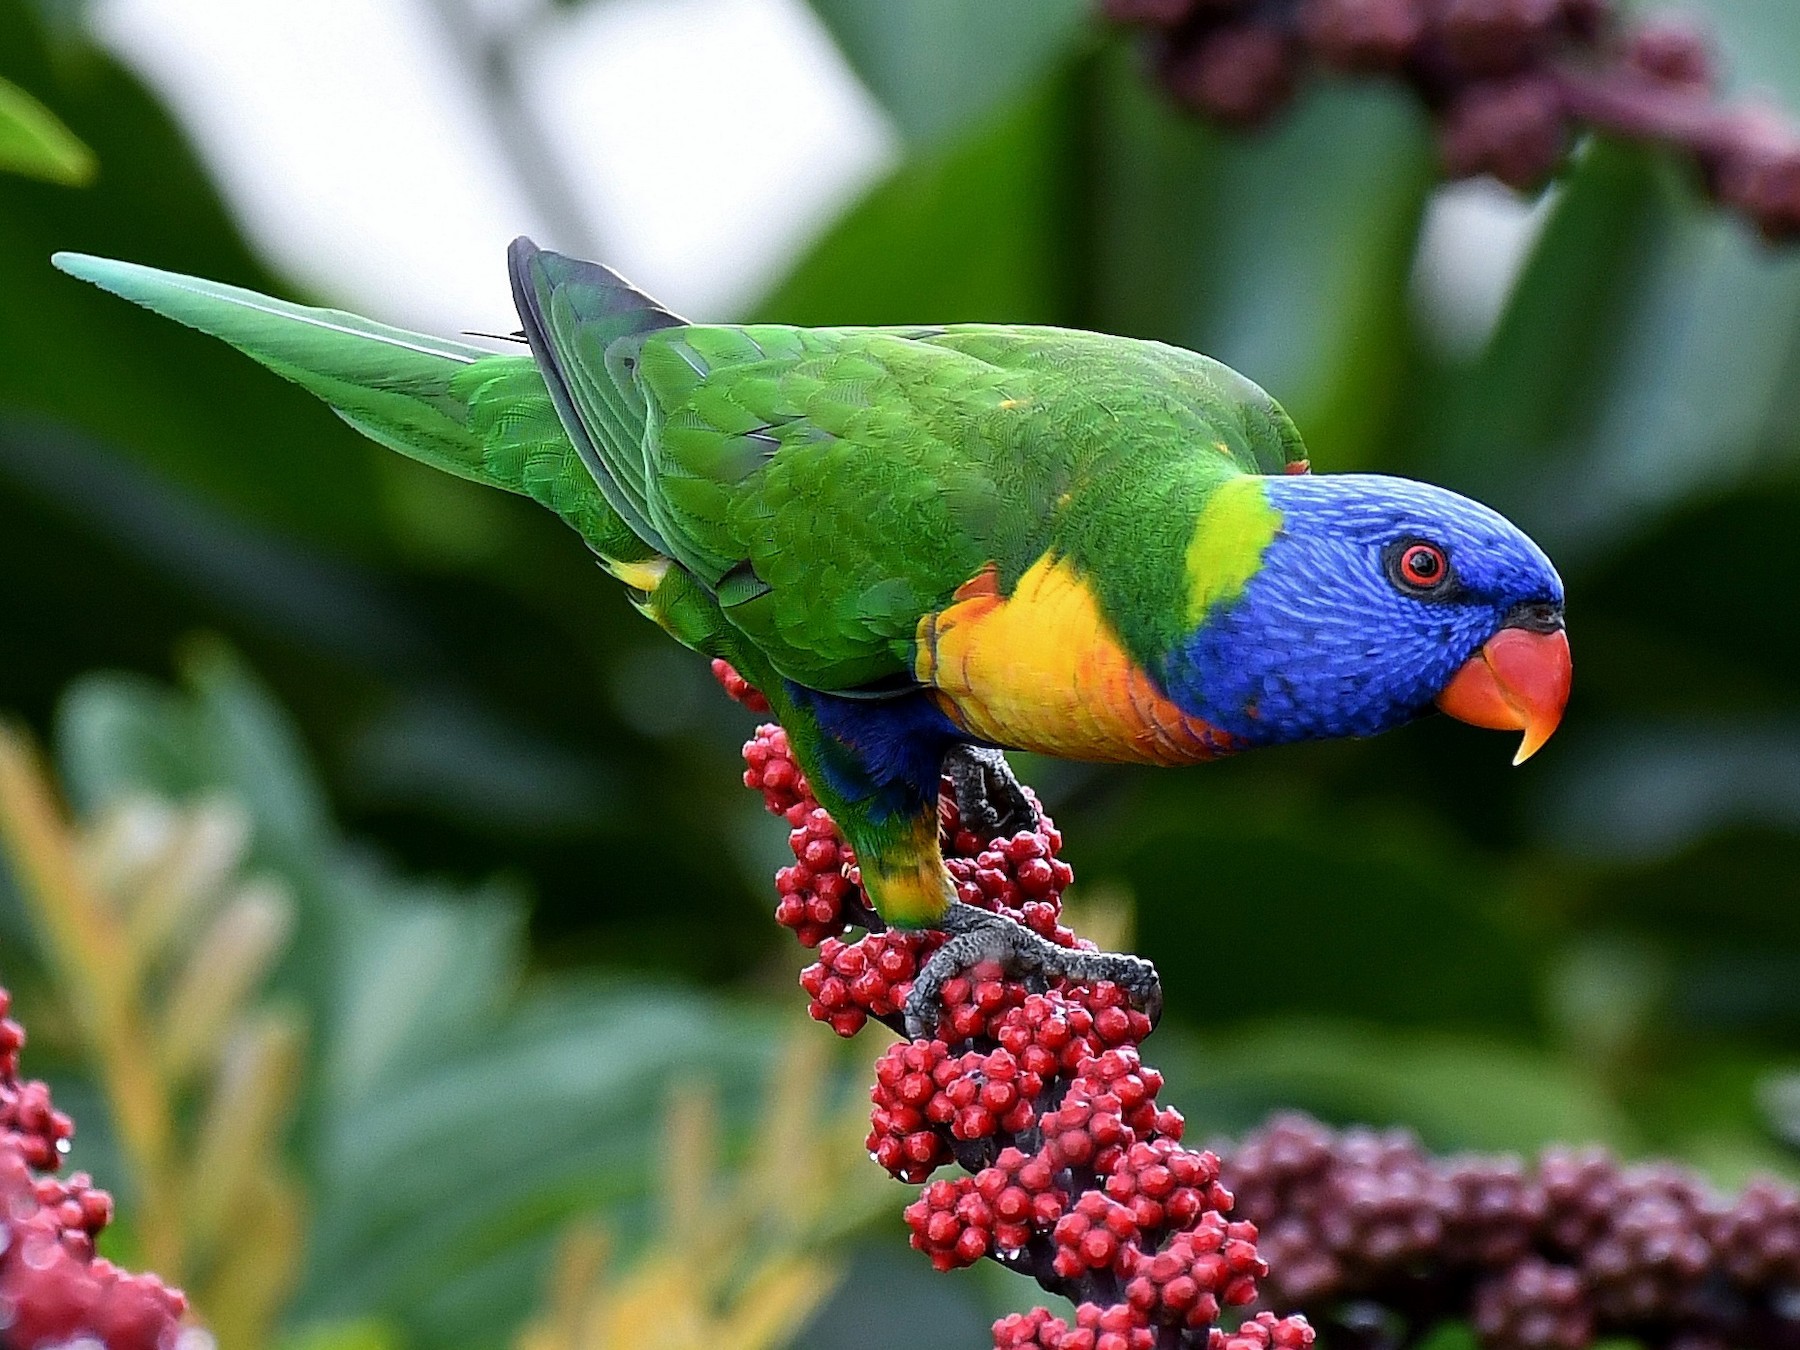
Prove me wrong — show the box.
[902,902,1163,1041]
[944,745,1038,840]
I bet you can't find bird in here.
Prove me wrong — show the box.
[52,242,1571,1035]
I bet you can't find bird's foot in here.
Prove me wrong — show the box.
[903,902,1163,1040]
[944,745,1038,840]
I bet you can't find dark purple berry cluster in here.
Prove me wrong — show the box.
[0,986,193,1350]
[1223,1113,1800,1350]
[717,662,1314,1350]
[1100,0,1800,240]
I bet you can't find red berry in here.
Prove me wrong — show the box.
[742,724,813,819]
[994,1308,1063,1350]
[1709,117,1800,243]
[1435,0,1560,76]
[905,1176,995,1271]
[932,960,1023,1044]
[1052,1190,1142,1278]
[0,984,189,1350]
[869,1040,955,1181]
[975,1147,1067,1251]
[1041,1086,1136,1173]
[1471,1258,1592,1350]
[1211,1312,1317,1350]
[1300,0,1427,72]
[710,658,771,712]
[1107,1140,1231,1232]
[1162,22,1300,129]
[1071,1300,1157,1350]
[1438,76,1569,190]
[1623,16,1713,94]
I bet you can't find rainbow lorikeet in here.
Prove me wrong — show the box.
[52,243,1571,1034]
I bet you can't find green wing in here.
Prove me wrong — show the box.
[51,252,653,564]
[510,243,1306,691]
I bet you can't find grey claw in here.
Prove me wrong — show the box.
[945,745,1038,840]
[902,902,1163,1041]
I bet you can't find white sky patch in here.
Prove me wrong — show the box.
[87,0,895,331]
[1410,177,1560,359]
[518,0,897,318]
[90,0,539,334]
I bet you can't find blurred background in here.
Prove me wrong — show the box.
[4,0,1800,1346]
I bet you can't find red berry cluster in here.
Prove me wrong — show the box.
[1223,1112,1800,1350]
[714,662,1800,1350]
[2,1002,71,1172]
[1100,0,1800,240]
[0,987,193,1350]
[714,663,1314,1350]
[745,720,883,950]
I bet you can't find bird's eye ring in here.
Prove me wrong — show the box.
[1389,541,1452,594]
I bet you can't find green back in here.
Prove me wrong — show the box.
[514,245,1306,690]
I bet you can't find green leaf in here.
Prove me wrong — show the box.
[51,648,788,1350]
[56,640,335,861]
[1412,1322,1479,1350]
[279,1324,403,1350]
[757,73,1080,326]
[1410,143,1665,499]
[0,42,392,553]
[302,986,781,1350]
[1093,61,1435,468]
[0,74,92,185]
[806,0,1090,145]
[1163,1017,1634,1153]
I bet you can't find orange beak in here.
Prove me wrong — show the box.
[1433,626,1572,765]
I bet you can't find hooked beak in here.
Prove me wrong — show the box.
[1433,605,1572,765]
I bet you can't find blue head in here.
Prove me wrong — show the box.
[1164,474,1570,757]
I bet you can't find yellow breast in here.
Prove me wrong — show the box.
[914,555,1237,766]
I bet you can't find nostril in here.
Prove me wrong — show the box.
[1503,600,1564,633]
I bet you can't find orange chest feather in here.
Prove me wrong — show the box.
[913,557,1238,765]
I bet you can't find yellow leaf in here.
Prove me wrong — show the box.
[157,883,294,1084]
[724,1258,839,1350]
[184,1009,307,1267]
[203,1167,307,1350]
[661,1080,718,1251]
[89,795,252,971]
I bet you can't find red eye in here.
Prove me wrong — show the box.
[1399,543,1448,589]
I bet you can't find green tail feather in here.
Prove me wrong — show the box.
[51,251,653,564]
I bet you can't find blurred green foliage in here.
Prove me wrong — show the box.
[0,71,92,184]
[2,644,799,1349]
[5,0,1800,1344]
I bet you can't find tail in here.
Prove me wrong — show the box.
[50,251,656,569]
